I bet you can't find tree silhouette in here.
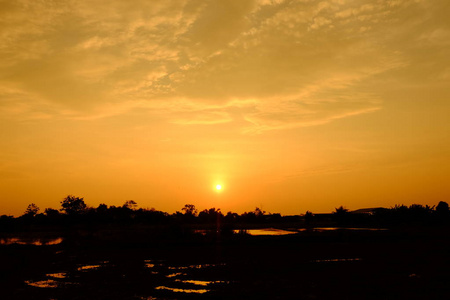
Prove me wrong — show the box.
[181,204,198,216]
[333,206,349,225]
[436,201,449,215]
[224,211,239,223]
[435,201,449,222]
[304,211,313,226]
[123,200,137,210]
[96,203,108,213]
[254,207,265,217]
[60,195,87,215]
[44,208,60,218]
[198,208,222,223]
[23,203,39,217]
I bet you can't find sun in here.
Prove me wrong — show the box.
[216,184,222,191]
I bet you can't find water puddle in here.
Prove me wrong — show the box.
[189,264,216,269]
[0,237,63,246]
[144,259,162,268]
[77,264,101,271]
[77,260,109,272]
[25,279,60,288]
[25,278,77,288]
[304,227,388,231]
[166,272,186,278]
[168,266,189,270]
[231,227,388,235]
[174,279,228,286]
[168,263,223,270]
[160,263,228,295]
[142,260,160,274]
[312,258,362,263]
[46,272,67,279]
[234,228,297,236]
[155,286,209,294]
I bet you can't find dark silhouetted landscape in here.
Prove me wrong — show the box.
[1,196,450,299]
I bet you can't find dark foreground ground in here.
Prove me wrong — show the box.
[1,227,450,300]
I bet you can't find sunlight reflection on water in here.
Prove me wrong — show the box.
[46,272,67,279]
[234,228,297,236]
[233,227,389,235]
[312,258,362,263]
[25,279,77,288]
[77,264,101,271]
[25,279,59,288]
[168,263,224,270]
[144,259,162,268]
[0,237,63,245]
[166,272,186,278]
[155,286,209,294]
[174,279,228,286]
[306,227,388,231]
[157,262,228,295]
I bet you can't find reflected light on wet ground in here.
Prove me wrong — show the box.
[234,228,297,236]
[77,265,101,271]
[305,228,388,231]
[166,272,186,278]
[174,279,228,286]
[167,263,224,270]
[155,286,209,294]
[22,258,231,297]
[46,272,67,279]
[233,227,387,236]
[25,278,77,288]
[168,266,189,270]
[25,259,229,291]
[155,262,229,295]
[25,279,60,288]
[144,259,163,269]
[0,237,63,245]
[312,258,362,263]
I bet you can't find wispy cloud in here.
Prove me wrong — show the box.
[0,0,447,133]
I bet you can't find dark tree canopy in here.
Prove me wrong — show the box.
[60,195,87,215]
[181,204,198,216]
[436,201,449,215]
[97,203,108,213]
[44,208,60,217]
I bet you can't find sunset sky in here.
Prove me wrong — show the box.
[1,0,450,216]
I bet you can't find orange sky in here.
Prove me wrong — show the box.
[1,0,450,216]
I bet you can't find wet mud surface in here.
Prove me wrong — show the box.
[1,229,450,299]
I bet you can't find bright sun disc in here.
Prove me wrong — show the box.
[216,184,222,190]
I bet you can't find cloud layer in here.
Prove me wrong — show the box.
[1,0,448,132]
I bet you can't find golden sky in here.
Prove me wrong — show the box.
[1,0,450,216]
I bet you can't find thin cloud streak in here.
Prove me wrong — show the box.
[1,0,436,132]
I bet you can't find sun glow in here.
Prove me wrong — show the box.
[216,184,222,191]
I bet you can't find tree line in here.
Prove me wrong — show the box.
[1,195,449,230]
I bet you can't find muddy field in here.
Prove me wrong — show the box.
[1,228,450,299]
